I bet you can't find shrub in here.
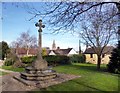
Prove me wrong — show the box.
[4,58,15,66]
[107,41,120,74]
[21,56,37,64]
[13,61,25,68]
[42,48,47,56]
[69,54,86,63]
[43,55,70,66]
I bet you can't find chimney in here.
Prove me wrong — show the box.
[57,47,60,50]
[86,42,89,49]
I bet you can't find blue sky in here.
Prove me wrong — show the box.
[2,2,85,51]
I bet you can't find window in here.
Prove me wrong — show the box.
[90,54,93,58]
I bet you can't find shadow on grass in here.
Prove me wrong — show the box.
[72,80,106,92]
[66,63,108,73]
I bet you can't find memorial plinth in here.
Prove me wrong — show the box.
[20,69,57,81]
[20,58,57,81]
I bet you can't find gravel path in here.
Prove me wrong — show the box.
[0,60,36,92]
[1,72,36,92]
[0,68,16,73]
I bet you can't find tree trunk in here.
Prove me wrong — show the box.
[97,55,101,70]
[26,48,30,56]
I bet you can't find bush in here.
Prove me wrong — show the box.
[107,41,120,74]
[13,61,25,68]
[43,55,70,66]
[21,56,37,64]
[69,54,86,63]
[4,58,15,66]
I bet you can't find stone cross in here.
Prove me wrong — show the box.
[35,19,45,50]
[33,19,47,70]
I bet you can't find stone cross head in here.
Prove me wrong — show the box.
[35,19,45,32]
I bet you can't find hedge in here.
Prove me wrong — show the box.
[43,55,70,66]
[4,58,15,66]
[69,54,86,63]
[21,56,37,64]
[5,54,85,67]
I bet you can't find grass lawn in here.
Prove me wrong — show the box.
[35,63,119,92]
[1,63,119,92]
[0,71,8,76]
[1,66,24,72]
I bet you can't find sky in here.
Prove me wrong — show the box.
[1,2,86,51]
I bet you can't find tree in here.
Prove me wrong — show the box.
[23,2,119,31]
[0,43,2,59]
[11,30,37,56]
[5,49,25,68]
[107,41,120,74]
[23,2,118,69]
[0,41,10,60]
[11,2,120,69]
[42,48,47,56]
[9,2,120,38]
[78,6,117,69]
[0,50,2,59]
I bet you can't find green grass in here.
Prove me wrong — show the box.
[0,71,8,76]
[1,66,24,72]
[1,63,119,92]
[35,63,119,92]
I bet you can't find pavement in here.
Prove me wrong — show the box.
[1,73,36,91]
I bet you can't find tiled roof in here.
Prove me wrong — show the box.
[47,48,72,55]
[13,47,72,56]
[14,48,38,55]
[54,48,72,55]
[84,46,114,54]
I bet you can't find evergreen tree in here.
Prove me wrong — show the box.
[107,41,120,74]
[1,41,10,60]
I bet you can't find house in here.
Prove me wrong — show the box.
[47,40,78,56]
[12,48,38,57]
[13,40,78,57]
[48,47,73,56]
[67,48,78,56]
[13,47,74,57]
[84,46,114,64]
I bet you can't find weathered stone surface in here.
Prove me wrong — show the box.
[25,66,55,74]
[2,72,80,91]
[13,73,81,89]
[20,64,57,81]
[20,72,57,81]
[2,73,36,91]
[32,52,48,70]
